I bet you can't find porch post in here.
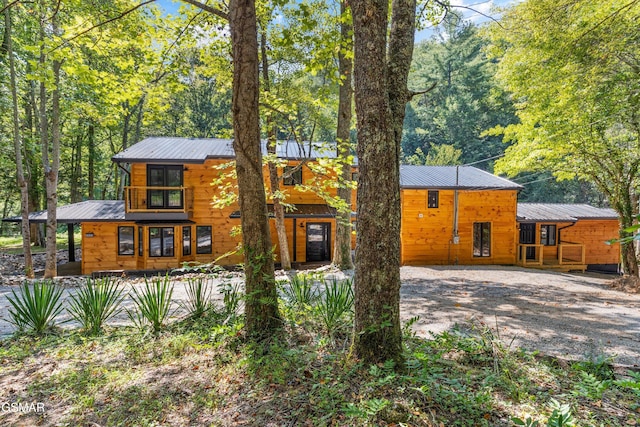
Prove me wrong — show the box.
[67,223,76,262]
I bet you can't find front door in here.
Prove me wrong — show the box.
[306,223,331,262]
[519,223,536,260]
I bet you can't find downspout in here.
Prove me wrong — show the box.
[557,221,577,264]
[116,162,131,203]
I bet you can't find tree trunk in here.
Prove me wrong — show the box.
[351,0,404,366]
[229,0,281,338]
[88,123,95,199]
[70,132,83,203]
[260,31,292,270]
[4,0,34,277]
[332,0,354,271]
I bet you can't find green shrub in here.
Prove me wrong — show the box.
[218,280,241,319]
[184,277,214,319]
[7,280,64,335]
[68,277,124,335]
[316,277,354,335]
[127,275,174,334]
[280,273,318,309]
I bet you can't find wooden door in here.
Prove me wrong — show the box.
[519,223,536,260]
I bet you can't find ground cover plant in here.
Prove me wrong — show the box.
[1,272,639,426]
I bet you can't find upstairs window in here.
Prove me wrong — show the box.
[428,190,439,208]
[147,165,183,209]
[540,224,557,246]
[283,166,302,186]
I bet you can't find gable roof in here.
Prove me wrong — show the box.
[400,165,522,190]
[112,137,339,164]
[517,203,619,222]
[2,200,125,224]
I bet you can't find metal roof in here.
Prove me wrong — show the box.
[2,200,126,224]
[112,137,341,164]
[399,165,522,190]
[517,203,619,222]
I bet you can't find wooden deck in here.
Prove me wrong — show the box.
[517,244,587,272]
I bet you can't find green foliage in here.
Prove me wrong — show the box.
[127,275,174,334]
[279,273,319,309]
[183,277,214,319]
[218,279,242,320]
[316,277,354,335]
[67,277,124,335]
[405,144,462,166]
[7,280,64,335]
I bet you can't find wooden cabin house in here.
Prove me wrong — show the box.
[3,137,622,275]
[516,203,621,272]
[399,165,522,266]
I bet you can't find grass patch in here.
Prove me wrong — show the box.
[0,231,81,254]
[0,273,639,426]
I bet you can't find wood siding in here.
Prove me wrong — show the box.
[400,189,518,265]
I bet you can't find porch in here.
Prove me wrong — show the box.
[516,243,587,272]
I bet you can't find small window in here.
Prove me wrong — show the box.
[138,227,143,256]
[196,226,212,254]
[283,166,302,186]
[183,226,192,256]
[351,172,359,182]
[118,226,134,256]
[428,190,439,208]
[540,224,556,246]
[149,227,175,257]
[473,222,491,257]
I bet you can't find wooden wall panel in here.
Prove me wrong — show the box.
[401,189,518,265]
[561,219,620,265]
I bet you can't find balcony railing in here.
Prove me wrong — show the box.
[124,186,194,214]
[517,243,585,268]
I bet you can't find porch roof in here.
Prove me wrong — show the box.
[517,203,619,223]
[2,200,126,224]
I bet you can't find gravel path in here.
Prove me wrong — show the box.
[1,264,638,367]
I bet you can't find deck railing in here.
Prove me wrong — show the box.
[124,186,194,214]
[517,243,585,268]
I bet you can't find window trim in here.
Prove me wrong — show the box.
[427,190,439,208]
[473,222,491,258]
[149,226,175,258]
[196,225,212,254]
[118,226,135,256]
[283,166,302,186]
[540,224,557,246]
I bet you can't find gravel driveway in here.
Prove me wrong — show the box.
[1,265,638,367]
[400,266,640,368]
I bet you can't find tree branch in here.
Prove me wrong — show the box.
[0,0,20,15]
[408,81,437,100]
[180,0,228,20]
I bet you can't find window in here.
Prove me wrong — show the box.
[428,190,439,208]
[138,227,143,256]
[147,165,183,209]
[196,226,212,254]
[351,172,359,182]
[283,166,302,186]
[183,226,192,256]
[540,224,557,246]
[473,222,491,257]
[149,227,175,257]
[118,226,134,256]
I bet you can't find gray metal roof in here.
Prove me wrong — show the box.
[2,200,126,224]
[112,137,341,164]
[517,203,619,222]
[399,165,522,190]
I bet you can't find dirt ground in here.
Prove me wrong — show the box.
[1,263,639,367]
[399,265,640,368]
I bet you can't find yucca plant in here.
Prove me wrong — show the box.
[280,273,318,309]
[218,280,242,319]
[127,275,174,334]
[67,277,124,335]
[7,280,64,335]
[316,277,354,335]
[184,277,213,319]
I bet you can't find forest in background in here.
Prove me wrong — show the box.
[0,1,609,239]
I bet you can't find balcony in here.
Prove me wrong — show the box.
[124,186,194,219]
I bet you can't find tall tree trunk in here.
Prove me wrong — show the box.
[70,132,83,203]
[332,0,354,270]
[4,0,34,277]
[229,0,281,338]
[88,123,95,199]
[261,31,292,270]
[351,0,416,366]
